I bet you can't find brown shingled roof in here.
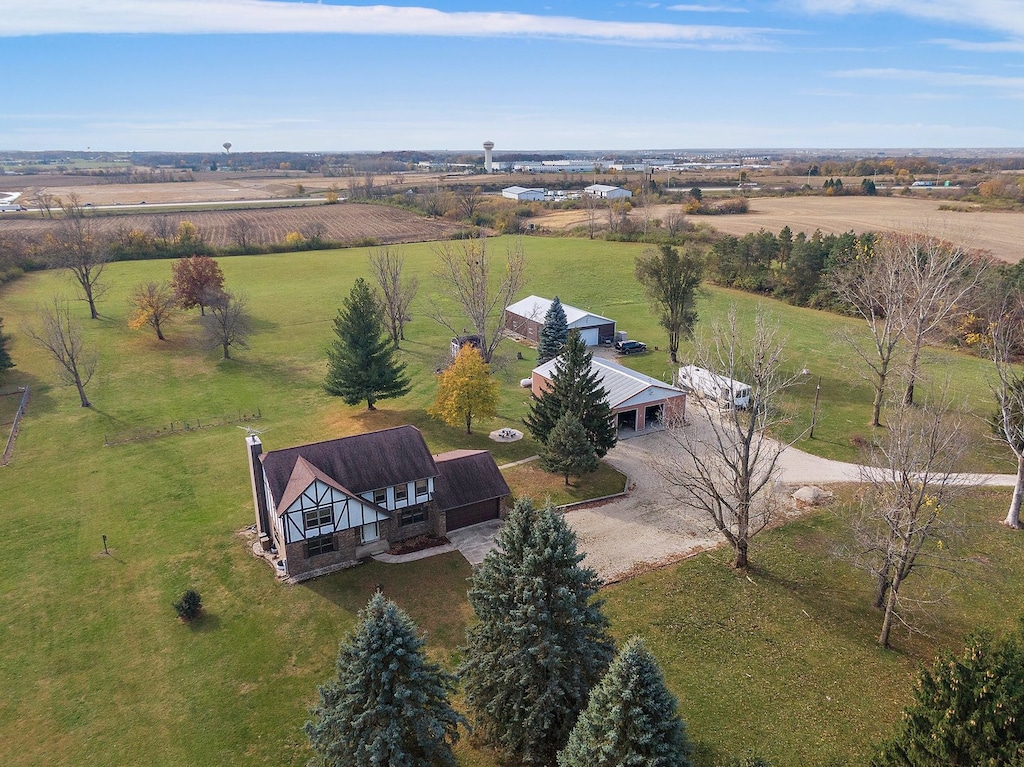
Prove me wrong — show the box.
[432,450,510,512]
[260,425,438,508]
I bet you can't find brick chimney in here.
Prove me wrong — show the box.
[246,434,271,550]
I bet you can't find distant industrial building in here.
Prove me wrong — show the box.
[584,184,632,200]
[502,186,546,201]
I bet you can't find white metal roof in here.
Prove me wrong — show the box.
[505,295,613,328]
[502,186,545,195]
[533,356,684,410]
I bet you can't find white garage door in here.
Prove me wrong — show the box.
[579,327,599,346]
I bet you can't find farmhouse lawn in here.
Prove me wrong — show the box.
[2,236,1024,766]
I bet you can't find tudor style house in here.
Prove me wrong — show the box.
[246,425,509,579]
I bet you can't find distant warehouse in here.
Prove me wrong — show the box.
[584,184,632,200]
[502,186,546,201]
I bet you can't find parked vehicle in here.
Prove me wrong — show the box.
[616,340,647,355]
[678,365,751,409]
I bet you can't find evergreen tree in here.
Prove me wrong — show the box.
[537,295,569,364]
[0,316,14,375]
[873,623,1024,767]
[558,637,693,767]
[325,277,411,409]
[305,592,465,767]
[460,498,615,765]
[541,411,598,485]
[524,330,617,457]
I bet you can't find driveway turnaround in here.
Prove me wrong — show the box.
[563,422,1019,585]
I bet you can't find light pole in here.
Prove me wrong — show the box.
[810,375,822,439]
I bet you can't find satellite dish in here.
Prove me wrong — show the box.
[223,142,232,154]
[238,425,269,437]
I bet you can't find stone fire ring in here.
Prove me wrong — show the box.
[489,427,524,443]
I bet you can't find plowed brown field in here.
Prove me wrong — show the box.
[0,203,462,248]
[534,196,1024,263]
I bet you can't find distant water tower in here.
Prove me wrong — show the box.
[483,141,494,173]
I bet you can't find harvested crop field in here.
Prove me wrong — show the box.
[533,195,1024,263]
[0,202,463,248]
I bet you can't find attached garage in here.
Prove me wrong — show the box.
[433,449,511,532]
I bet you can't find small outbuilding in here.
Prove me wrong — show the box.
[532,356,686,437]
[502,186,546,201]
[504,295,615,347]
[584,184,632,200]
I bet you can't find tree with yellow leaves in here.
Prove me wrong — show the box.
[128,281,179,341]
[429,344,499,435]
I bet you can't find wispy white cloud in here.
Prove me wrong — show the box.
[667,4,749,11]
[834,67,1024,93]
[796,0,1024,37]
[0,1,775,45]
[929,37,1024,53]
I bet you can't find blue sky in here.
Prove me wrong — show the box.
[2,1,1023,152]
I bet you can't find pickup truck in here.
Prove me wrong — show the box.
[615,340,647,355]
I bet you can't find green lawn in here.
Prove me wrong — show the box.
[0,237,1020,767]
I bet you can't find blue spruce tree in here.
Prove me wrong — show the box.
[558,637,693,767]
[305,592,465,767]
[460,498,615,765]
[537,295,569,364]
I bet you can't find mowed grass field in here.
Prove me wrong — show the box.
[0,236,1021,767]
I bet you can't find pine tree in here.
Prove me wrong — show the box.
[460,498,615,765]
[325,277,411,409]
[525,329,617,457]
[558,637,693,767]
[305,592,465,767]
[428,343,499,434]
[541,411,598,485]
[537,295,569,364]
[873,623,1024,767]
[0,316,14,375]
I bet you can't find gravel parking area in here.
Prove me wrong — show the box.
[565,429,722,584]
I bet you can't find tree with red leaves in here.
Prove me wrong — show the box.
[170,255,224,316]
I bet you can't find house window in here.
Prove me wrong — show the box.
[394,484,409,502]
[359,521,381,544]
[303,506,332,529]
[415,479,429,498]
[373,489,387,506]
[400,506,427,527]
[306,533,336,558]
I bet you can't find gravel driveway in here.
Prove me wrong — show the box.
[564,417,1020,585]
[565,429,722,584]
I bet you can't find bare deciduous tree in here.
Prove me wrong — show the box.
[846,394,966,649]
[368,245,418,348]
[48,194,109,319]
[456,186,483,221]
[654,308,803,569]
[201,291,252,360]
[429,236,526,364]
[990,298,1024,528]
[31,190,56,219]
[25,297,97,407]
[228,216,258,253]
[831,233,910,427]
[893,230,983,405]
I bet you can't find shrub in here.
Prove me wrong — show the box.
[173,589,202,621]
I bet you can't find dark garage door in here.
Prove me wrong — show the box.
[446,499,500,531]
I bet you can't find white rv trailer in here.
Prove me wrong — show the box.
[678,365,751,409]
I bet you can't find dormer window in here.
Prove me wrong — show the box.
[373,489,387,506]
